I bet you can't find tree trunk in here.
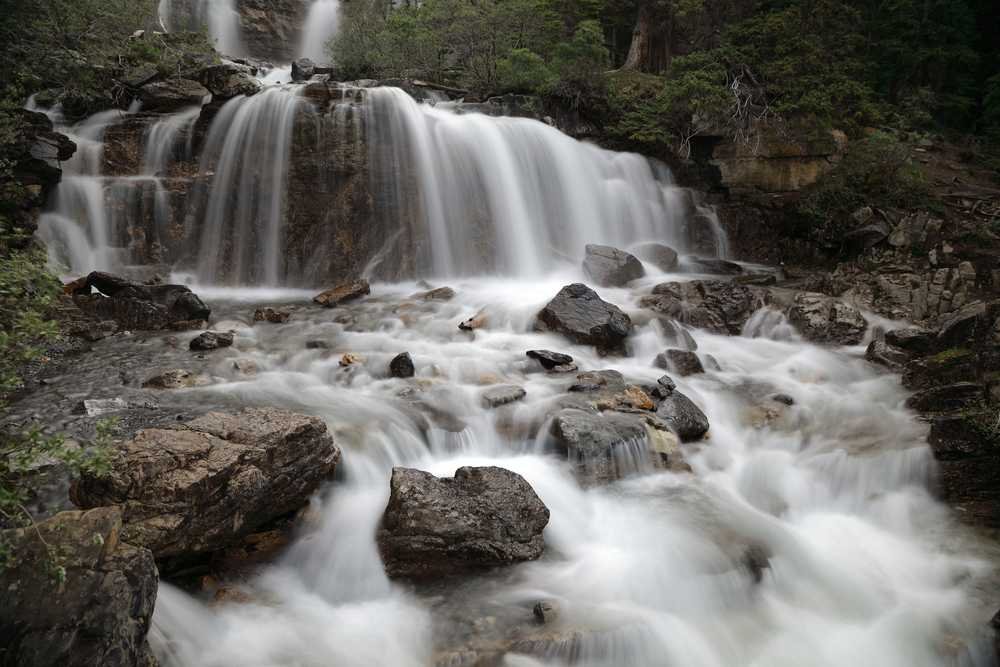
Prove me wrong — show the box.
[620,2,671,73]
[621,3,652,71]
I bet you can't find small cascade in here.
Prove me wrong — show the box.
[186,87,305,285]
[158,0,244,56]
[365,87,698,278]
[299,0,342,63]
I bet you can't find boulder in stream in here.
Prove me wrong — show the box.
[389,352,416,378]
[189,330,234,351]
[481,384,527,408]
[582,244,645,287]
[526,349,576,372]
[656,388,710,442]
[71,408,340,560]
[535,283,631,354]
[640,280,764,335]
[654,349,704,376]
[69,271,210,331]
[631,242,679,272]
[254,307,291,323]
[377,466,549,578]
[313,279,371,307]
[0,507,158,667]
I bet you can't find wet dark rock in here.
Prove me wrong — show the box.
[0,507,158,667]
[656,391,710,442]
[198,62,261,99]
[654,349,704,376]
[533,600,559,624]
[927,412,1000,529]
[631,242,679,272]
[70,271,210,331]
[141,369,210,389]
[743,544,772,584]
[254,307,290,323]
[683,257,744,275]
[582,244,645,287]
[377,466,549,578]
[787,293,867,345]
[937,301,987,349]
[526,349,574,370]
[72,408,341,560]
[291,58,316,82]
[569,370,626,393]
[550,408,647,467]
[771,393,795,406]
[313,279,371,307]
[640,280,764,335]
[481,385,527,408]
[138,78,209,111]
[654,375,677,397]
[535,283,631,354]
[884,327,934,354]
[189,330,234,351]
[389,352,416,378]
[865,338,911,371]
[905,382,984,412]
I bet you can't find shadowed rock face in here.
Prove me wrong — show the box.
[377,466,550,579]
[0,507,158,667]
[583,244,645,287]
[72,408,340,560]
[68,271,210,331]
[536,283,632,354]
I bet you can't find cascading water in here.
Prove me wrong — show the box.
[299,0,341,63]
[158,0,244,56]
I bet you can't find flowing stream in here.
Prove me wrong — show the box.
[26,27,1000,667]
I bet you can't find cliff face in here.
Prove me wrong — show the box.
[237,0,305,62]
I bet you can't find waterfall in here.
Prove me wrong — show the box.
[299,0,341,63]
[158,0,244,56]
[186,87,304,285]
[366,87,693,278]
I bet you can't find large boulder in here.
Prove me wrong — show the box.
[138,78,210,111]
[291,58,316,82]
[535,283,632,354]
[582,244,645,287]
[656,390,710,442]
[69,271,210,331]
[197,62,262,99]
[787,293,867,345]
[72,408,340,560]
[550,408,647,463]
[0,508,158,667]
[377,466,549,578]
[640,280,764,335]
[631,242,679,272]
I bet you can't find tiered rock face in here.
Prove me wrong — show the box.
[237,0,305,62]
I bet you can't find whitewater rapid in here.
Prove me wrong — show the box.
[143,274,999,667]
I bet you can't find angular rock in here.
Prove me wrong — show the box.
[905,382,983,413]
[254,307,290,323]
[937,301,987,349]
[582,244,645,287]
[631,242,679,272]
[389,352,415,378]
[72,408,341,559]
[569,369,626,393]
[640,280,763,335]
[377,466,549,578]
[481,385,527,408]
[550,408,647,465]
[291,58,316,82]
[198,62,262,99]
[190,330,234,351]
[313,279,370,307]
[654,349,704,376]
[535,283,631,354]
[656,391,710,441]
[0,508,157,667]
[139,78,209,111]
[865,338,911,371]
[884,327,934,354]
[70,271,210,331]
[787,293,867,345]
[526,349,574,370]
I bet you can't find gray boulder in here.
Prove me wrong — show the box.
[198,62,262,99]
[377,466,549,578]
[189,330,234,351]
[536,283,632,354]
[583,244,645,287]
[654,349,704,376]
[0,508,158,667]
[656,391,710,442]
[550,408,651,479]
[72,408,340,560]
[631,242,679,272]
[291,58,316,82]
[640,280,764,335]
[481,385,527,408]
[787,293,867,345]
[389,352,415,378]
[139,78,209,111]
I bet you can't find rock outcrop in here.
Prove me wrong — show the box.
[787,293,868,345]
[72,408,340,560]
[0,508,158,667]
[138,78,210,111]
[68,271,210,331]
[536,283,632,354]
[640,280,765,335]
[377,466,549,578]
[582,244,645,287]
